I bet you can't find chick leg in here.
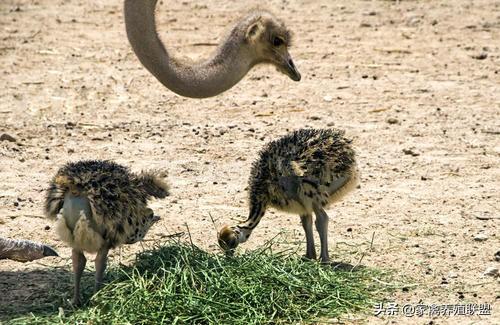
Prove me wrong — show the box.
[313,206,330,263]
[94,246,109,292]
[300,214,316,260]
[72,249,86,305]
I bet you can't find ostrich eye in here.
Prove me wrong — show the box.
[273,37,284,47]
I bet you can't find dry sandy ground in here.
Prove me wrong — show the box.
[1,0,499,324]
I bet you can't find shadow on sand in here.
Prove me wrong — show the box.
[0,265,93,322]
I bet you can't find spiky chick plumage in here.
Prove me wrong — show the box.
[219,129,359,262]
[45,159,169,305]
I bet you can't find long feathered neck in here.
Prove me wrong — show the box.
[235,197,267,243]
[124,0,255,98]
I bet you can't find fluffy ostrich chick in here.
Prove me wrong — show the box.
[218,129,359,263]
[45,160,169,305]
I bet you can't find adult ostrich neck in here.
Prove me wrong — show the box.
[124,0,254,98]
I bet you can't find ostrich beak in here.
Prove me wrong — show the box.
[280,52,301,81]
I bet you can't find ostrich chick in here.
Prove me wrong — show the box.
[45,160,169,305]
[218,129,359,263]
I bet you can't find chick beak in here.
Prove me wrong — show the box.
[43,245,59,257]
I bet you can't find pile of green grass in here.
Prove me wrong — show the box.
[11,240,391,324]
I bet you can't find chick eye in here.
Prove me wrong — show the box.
[273,37,284,47]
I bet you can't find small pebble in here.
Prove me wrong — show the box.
[474,233,488,242]
[406,16,421,27]
[323,95,333,102]
[483,266,499,277]
[472,53,488,60]
[386,117,399,124]
[494,251,500,262]
[448,272,458,279]
[402,148,420,156]
[475,211,498,220]
[0,133,16,143]
[44,225,50,231]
